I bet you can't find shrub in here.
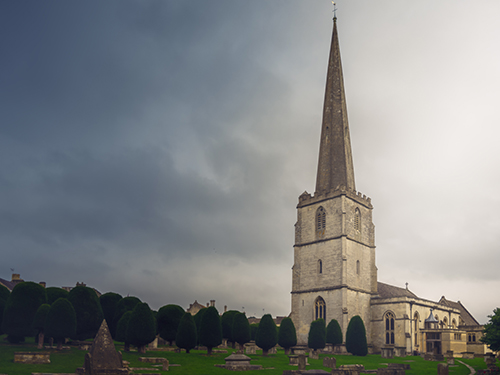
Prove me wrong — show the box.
[345,315,368,356]
[326,319,343,345]
[0,284,10,303]
[232,312,251,350]
[99,292,122,333]
[1,281,47,340]
[481,308,500,352]
[308,318,326,350]
[127,302,156,354]
[33,304,51,349]
[221,310,239,347]
[199,306,222,355]
[112,296,141,337]
[176,312,197,353]
[157,304,185,345]
[67,286,103,340]
[45,298,77,350]
[194,308,207,344]
[255,314,277,356]
[46,287,69,305]
[278,317,297,354]
[115,311,133,351]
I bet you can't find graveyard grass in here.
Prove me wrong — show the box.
[0,335,494,375]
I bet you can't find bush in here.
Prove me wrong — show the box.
[157,304,185,345]
[232,312,251,350]
[1,281,47,339]
[308,318,326,350]
[0,284,10,303]
[127,302,156,354]
[67,286,103,340]
[33,303,50,348]
[115,311,133,351]
[250,323,259,341]
[345,315,367,356]
[176,312,197,353]
[199,306,222,355]
[221,310,239,346]
[45,298,77,350]
[99,292,122,332]
[326,319,343,345]
[194,308,207,345]
[112,296,141,338]
[46,287,69,305]
[255,314,277,356]
[278,317,297,354]
[481,308,500,352]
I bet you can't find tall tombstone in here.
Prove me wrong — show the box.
[437,363,448,375]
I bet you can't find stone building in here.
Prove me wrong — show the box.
[290,17,487,356]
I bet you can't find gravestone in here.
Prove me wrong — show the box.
[309,350,319,360]
[323,357,336,369]
[298,354,307,371]
[75,320,128,375]
[381,346,394,359]
[245,341,257,355]
[437,363,448,375]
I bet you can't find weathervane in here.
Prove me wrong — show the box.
[332,1,337,19]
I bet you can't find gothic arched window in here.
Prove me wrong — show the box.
[315,297,326,320]
[356,260,360,275]
[414,312,420,347]
[316,207,326,238]
[385,312,395,345]
[354,208,361,232]
[318,259,323,274]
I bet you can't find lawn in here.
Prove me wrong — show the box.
[0,335,494,375]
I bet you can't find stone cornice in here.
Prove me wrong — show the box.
[291,284,376,295]
[294,234,375,249]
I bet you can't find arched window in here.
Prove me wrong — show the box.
[356,260,360,275]
[315,297,326,320]
[385,312,395,345]
[316,207,326,238]
[452,319,457,329]
[443,316,448,329]
[354,208,361,232]
[414,312,420,347]
[318,259,323,274]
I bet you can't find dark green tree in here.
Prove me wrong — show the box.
[45,298,77,350]
[481,307,500,352]
[278,317,297,354]
[255,314,278,356]
[345,315,368,356]
[33,303,51,349]
[157,304,185,345]
[67,286,103,340]
[99,292,122,336]
[232,312,251,352]
[176,312,197,353]
[112,296,141,338]
[199,306,222,355]
[115,311,133,352]
[308,318,326,351]
[0,283,10,302]
[46,287,69,305]
[1,281,47,342]
[193,308,207,344]
[250,323,259,341]
[126,302,156,354]
[221,310,239,347]
[326,319,343,346]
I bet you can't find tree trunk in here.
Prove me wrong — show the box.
[207,347,213,355]
[124,342,130,352]
[37,332,45,349]
[138,345,146,354]
[57,339,63,350]
[263,348,268,356]
[284,348,290,355]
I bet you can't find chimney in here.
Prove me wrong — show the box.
[210,300,215,307]
[224,305,227,313]
[11,273,24,285]
[39,282,46,288]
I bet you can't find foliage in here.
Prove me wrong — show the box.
[126,302,156,352]
[67,286,103,340]
[232,312,251,348]
[46,287,69,305]
[481,307,500,352]
[112,296,141,337]
[346,315,368,356]
[193,308,207,344]
[32,304,51,333]
[0,283,10,302]
[99,292,122,334]
[199,306,222,354]
[326,319,343,345]
[308,318,326,350]
[1,281,47,339]
[115,311,132,344]
[250,323,259,341]
[45,298,77,348]
[157,304,185,344]
[278,317,297,352]
[176,312,197,353]
[255,314,278,355]
[221,310,239,342]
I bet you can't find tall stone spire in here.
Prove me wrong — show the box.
[315,18,355,194]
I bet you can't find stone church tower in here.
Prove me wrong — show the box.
[290,17,377,344]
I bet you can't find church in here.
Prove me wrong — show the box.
[289,17,486,357]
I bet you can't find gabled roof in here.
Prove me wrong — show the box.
[0,278,15,291]
[377,282,418,299]
[439,296,480,326]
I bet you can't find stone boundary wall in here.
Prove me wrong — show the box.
[14,352,51,364]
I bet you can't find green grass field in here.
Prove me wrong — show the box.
[0,335,494,375]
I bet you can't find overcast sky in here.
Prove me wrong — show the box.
[1,1,499,324]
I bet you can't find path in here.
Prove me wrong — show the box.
[457,360,476,375]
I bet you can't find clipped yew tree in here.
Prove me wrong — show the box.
[221,310,239,347]
[157,304,185,345]
[32,303,51,349]
[46,287,69,305]
[255,314,278,356]
[0,283,10,303]
[278,317,297,354]
[176,312,197,353]
[232,312,251,351]
[115,311,133,352]
[45,298,77,350]
[326,319,343,346]
[112,296,141,338]
[2,281,47,343]
[68,286,103,340]
[193,308,207,344]
[127,302,156,354]
[346,315,368,356]
[99,292,122,334]
[308,318,326,351]
[199,306,222,355]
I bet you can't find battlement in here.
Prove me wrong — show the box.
[298,185,372,209]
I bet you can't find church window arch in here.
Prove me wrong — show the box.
[356,260,360,275]
[315,297,326,320]
[452,319,457,329]
[385,311,395,345]
[414,312,420,347]
[316,207,326,238]
[318,259,323,274]
[443,316,448,329]
[354,208,361,232]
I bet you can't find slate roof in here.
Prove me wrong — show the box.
[0,278,15,291]
[439,296,480,326]
[376,282,418,299]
